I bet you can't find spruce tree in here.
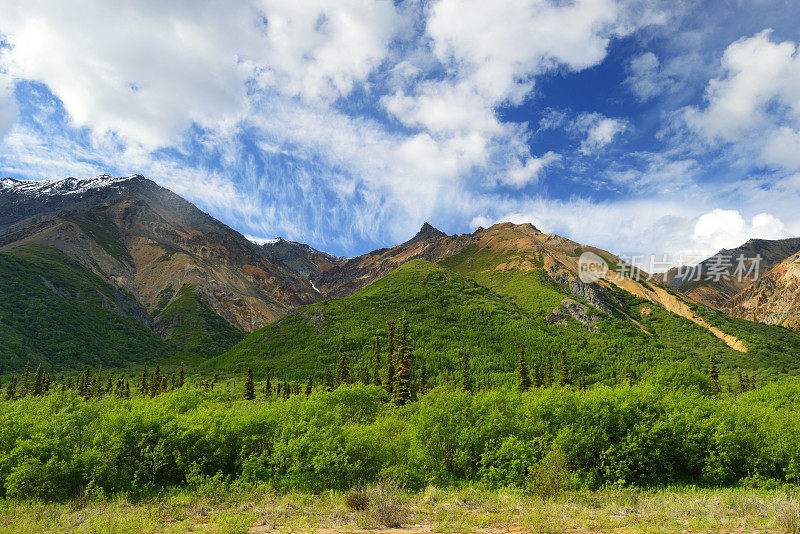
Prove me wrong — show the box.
[95,365,103,398]
[532,364,542,388]
[393,342,412,406]
[178,363,184,388]
[385,321,395,394]
[461,349,471,392]
[305,375,313,396]
[243,368,256,400]
[336,335,350,386]
[396,313,409,357]
[5,375,16,400]
[371,333,382,386]
[140,363,149,397]
[150,365,161,397]
[394,312,413,398]
[276,382,282,398]
[263,367,272,397]
[81,366,92,399]
[624,366,632,386]
[544,353,553,387]
[19,362,30,397]
[708,356,720,392]
[282,381,290,399]
[324,368,334,392]
[417,359,428,396]
[736,368,745,394]
[32,365,43,396]
[558,351,571,387]
[516,346,531,392]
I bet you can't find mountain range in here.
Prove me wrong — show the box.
[1,174,799,382]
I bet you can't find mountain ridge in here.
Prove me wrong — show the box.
[0,174,320,369]
[3,173,800,377]
[654,237,800,309]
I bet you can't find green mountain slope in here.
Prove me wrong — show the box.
[155,284,243,362]
[440,240,800,376]
[0,245,245,373]
[439,242,570,315]
[0,245,176,371]
[209,259,800,386]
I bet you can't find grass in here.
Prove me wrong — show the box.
[0,485,796,533]
[207,260,543,381]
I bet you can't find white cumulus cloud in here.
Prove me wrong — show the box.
[683,29,800,171]
[0,0,401,149]
[690,208,789,255]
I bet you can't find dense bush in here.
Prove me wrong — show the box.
[1,380,800,501]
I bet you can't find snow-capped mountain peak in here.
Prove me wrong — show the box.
[0,174,143,197]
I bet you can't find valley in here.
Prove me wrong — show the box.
[1,175,800,532]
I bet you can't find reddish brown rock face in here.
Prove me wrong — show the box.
[724,251,800,331]
[0,175,318,333]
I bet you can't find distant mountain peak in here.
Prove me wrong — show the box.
[0,174,143,197]
[415,222,446,239]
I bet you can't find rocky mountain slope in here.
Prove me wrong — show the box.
[0,175,319,368]
[655,237,800,309]
[3,173,800,376]
[0,244,179,371]
[723,250,800,330]
[313,220,751,352]
[260,237,347,282]
[212,222,800,384]
[312,222,470,297]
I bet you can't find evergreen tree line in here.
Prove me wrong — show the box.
[239,312,427,406]
[2,362,188,400]
[3,337,766,406]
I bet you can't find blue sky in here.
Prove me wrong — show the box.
[1,0,800,266]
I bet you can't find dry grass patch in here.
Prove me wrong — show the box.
[779,491,800,534]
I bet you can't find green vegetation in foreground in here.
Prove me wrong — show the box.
[0,244,175,372]
[211,259,800,385]
[156,284,244,363]
[2,372,800,503]
[1,485,797,534]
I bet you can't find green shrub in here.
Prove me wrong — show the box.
[526,448,570,499]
